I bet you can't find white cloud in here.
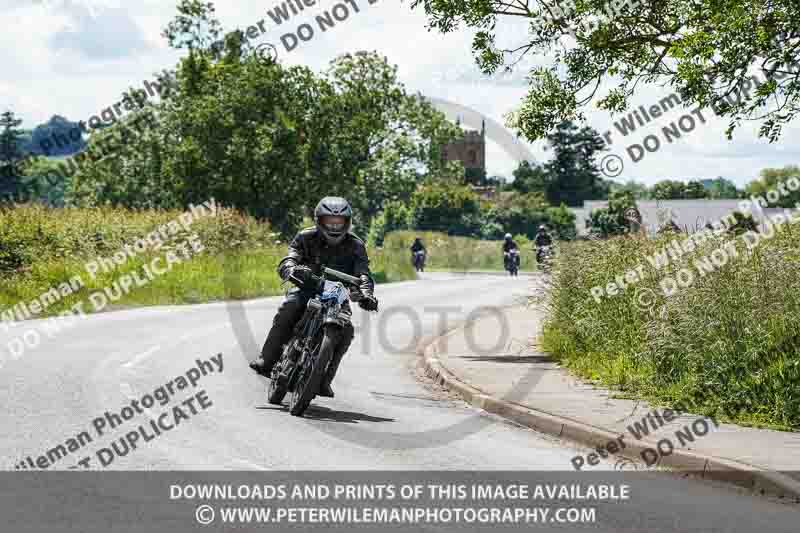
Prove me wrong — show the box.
[1,0,796,185]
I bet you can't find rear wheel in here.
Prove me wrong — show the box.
[289,328,338,417]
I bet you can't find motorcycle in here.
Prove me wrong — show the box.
[267,267,376,417]
[536,245,554,271]
[503,249,520,277]
[412,250,426,272]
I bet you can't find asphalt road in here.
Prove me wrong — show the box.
[0,272,797,532]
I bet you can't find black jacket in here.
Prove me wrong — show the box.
[278,227,374,290]
[503,240,518,253]
[535,233,553,247]
[410,240,426,253]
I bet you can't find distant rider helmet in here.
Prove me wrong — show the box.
[504,233,512,241]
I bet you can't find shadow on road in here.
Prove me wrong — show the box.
[256,404,395,424]
[458,354,556,364]
[303,405,396,424]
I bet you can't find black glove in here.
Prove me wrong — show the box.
[358,274,377,311]
[359,295,379,311]
[288,265,318,290]
[359,274,374,296]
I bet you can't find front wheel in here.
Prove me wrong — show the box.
[267,370,288,405]
[289,327,339,417]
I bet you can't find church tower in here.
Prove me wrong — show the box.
[440,117,486,184]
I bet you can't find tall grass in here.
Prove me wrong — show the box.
[542,224,800,430]
[0,204,415,320]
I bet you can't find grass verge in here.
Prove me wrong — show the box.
[541,224,800,431]
[0,204,415,322]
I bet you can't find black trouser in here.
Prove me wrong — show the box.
[260,289,355,375]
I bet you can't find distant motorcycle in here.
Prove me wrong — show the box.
[267,267,376,417]
[536,245,554,271]
[412,250,426,272]
[504,249,520,277]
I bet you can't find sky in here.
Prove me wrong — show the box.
[2,0,798,188]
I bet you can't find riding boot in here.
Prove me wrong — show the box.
[250,292,308,377]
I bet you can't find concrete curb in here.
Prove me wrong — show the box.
[416,320,800,502]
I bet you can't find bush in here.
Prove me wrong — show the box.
[586,190,640,237]
[541,222,800,430]
[409,182,482,237]
[727,211,758,235]
[480,221,505,240]
[546,204,577,240]
[368,200,411,246]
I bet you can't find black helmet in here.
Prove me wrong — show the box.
[314,196,352,245]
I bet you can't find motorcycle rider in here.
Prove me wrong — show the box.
[534,225,553,263]
[410,236,426,254]
[502,233,519,269]
[249,196,379,398]
[410,236,426,268]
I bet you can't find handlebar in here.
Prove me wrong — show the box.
[322,267,361,286]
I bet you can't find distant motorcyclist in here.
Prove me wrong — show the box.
[410,236,426,254]
[502,233,520,272]
[534,225,553,248]
[502,233,518,253]
[534,225,553,264]
[249,196,378,398]
[410,236,427,271]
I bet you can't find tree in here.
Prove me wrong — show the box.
[542,120,608,206]
[410,0,800,142]
[684,180,709,199]
[651,180,687,200]
[71,2,461,238]
[610,179,649,199]
[28,115,87,156]
[409,182,482,236]
[707,177,741,199]
[22,156,70,206]
[324,52,462,221]
[510,160,547,193]
[745,165,800,207]
[0,111,28,201]
[465,167,488,186]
